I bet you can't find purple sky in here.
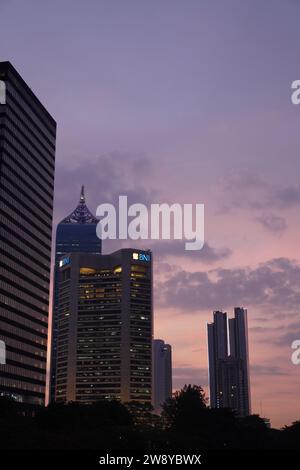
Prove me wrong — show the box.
[1,0,300,428]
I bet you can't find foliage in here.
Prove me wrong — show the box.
[0,386,299,450]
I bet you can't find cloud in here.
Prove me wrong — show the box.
[54,152,158,223]
[172,367,208,389]
[130,240,232,263]
[250,322,300,347]
[54,159,232,263]
[217,168,300,214]
[217,169,271,212]
[171,364,288,393]
[157,257,300,313]
[250,364,289,377]
[271,322,300,347]
[275,186,300,208]
[256,213,287,234]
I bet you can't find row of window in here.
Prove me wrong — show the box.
[6,79,56,144]
[0,309,47,337]
[5,103,56,171]
[0,320,47,346]
[3,337,46,358]
[0,277,48,313]
[0,163,52,222]
[1,139,53,210]
[0,251,49,294]
[3,115,55,186]
[0,208,51,264]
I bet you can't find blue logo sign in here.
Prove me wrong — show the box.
[59,257,71,268]
[133,252,151,262]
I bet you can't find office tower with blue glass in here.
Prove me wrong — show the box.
[153,339,172,413]
[49,186,101,402]
[55,249,153,404]
[207,308,251,417]
[0,61,56,405]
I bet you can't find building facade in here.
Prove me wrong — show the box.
[207,308,251,417]
[229,307,251,416]
[207,311,228,409]
[0,61,56,405]
[55,249,152,404]
[153,339,172,413]
[49,186,101,402]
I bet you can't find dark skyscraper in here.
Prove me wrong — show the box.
[207,308,251,417]
[207,311,228,410]
[0,61,56,405]
[153,339,172,413]
[229,307,251,416]
[55,249,152,404]
[50,186,101,402]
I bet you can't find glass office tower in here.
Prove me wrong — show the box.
[207,311,228,409]
[49,186,101,402]
[229,307,251,417]
[153,339,172,413]
[55,249,152,404]
[207,308,251,417]
[0,61,56,405]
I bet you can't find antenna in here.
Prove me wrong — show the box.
[80,185,85,203]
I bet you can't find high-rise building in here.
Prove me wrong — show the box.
[153,339,172,413]
[49,186,101,402]
[229,307,251,416]
[0,61,56,405]
[55,248,152,404]
[207,311,228,409]
[207,308,251,417]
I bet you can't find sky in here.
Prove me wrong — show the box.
[1,0,300,428]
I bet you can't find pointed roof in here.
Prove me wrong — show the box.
[60,185,98,224]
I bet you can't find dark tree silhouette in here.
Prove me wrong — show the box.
[162,384,207,430]
[36,400,133,431]
[0,392,299,450]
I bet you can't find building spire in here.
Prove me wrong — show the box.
[80,184,85,203]
[60,185,98,224]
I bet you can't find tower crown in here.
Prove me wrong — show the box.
[60,185,98,224]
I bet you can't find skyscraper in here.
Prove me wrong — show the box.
[207,308,251,417]
[229,307,251,416]
[49,186,101,402]
[207,311,228,409]
[55,249,152,404]
[0,61,56,405]
[153,339,172,413]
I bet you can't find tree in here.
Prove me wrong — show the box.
[162,384,207,430]
[36,400,133,430]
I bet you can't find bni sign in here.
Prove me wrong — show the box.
[59,256,71,268]
[0,80,6,105]
[132,252,151,262]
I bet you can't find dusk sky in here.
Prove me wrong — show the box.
[1,0,300,428]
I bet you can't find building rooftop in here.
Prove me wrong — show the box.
[60,185,98,224]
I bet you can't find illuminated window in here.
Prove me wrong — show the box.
[131,265,147,273]
[80,267,96,275]
[113,266,122,274]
